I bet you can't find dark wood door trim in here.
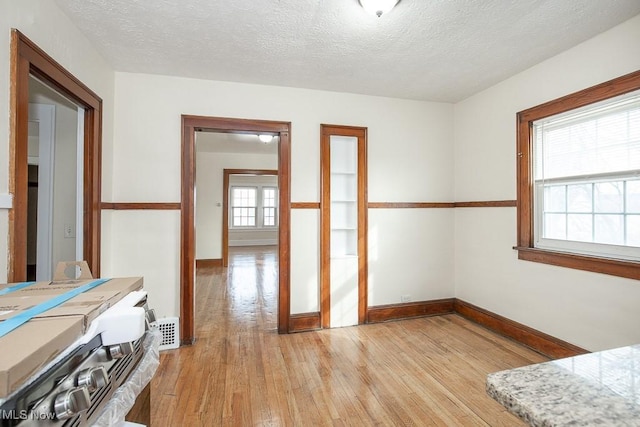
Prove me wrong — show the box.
[454,200,517,208]
[320,124,368,328]
[9,29,102,281]
[101,202,181,210]
[291,202,320,209]
[181,115,291,342]
[222,169,278,267]
[368,202,455,208]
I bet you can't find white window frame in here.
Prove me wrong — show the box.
[229,185,279,229]
[230,186,257,228]
[262,186,278,228]
[532,89,640,261]
[534,174,640,261]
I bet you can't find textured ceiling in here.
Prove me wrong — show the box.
[54,0,640,102]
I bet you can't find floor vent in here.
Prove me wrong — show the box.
[157,317,180,351]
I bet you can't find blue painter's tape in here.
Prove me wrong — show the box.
[0,278,111,338]
[0,281,37,296]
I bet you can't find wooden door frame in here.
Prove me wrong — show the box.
[222,169,279,267]
[320,124,368,328]
[181,115,291,343]
[9,29,102,282]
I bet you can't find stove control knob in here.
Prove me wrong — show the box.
[77,366,108,392]
[108,341,134,359]
[53,387,91,420]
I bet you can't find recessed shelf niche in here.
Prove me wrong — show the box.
[321,125,368,329]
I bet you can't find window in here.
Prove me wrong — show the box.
[263,187,277,227]
[231,187,257,226]
[516,70,640,279]
[230,185,278,228]
[534,89,640,259]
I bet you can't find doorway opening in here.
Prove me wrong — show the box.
[10,29,102,282]
[27,78,84,281]
[222,169,279,267]
[181,116,291,344]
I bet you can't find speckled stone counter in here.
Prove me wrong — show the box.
[487,345,640,426]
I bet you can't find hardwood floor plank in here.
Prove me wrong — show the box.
[151,246,543,426]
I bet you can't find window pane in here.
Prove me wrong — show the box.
[594,182,623,213]
[232,207,241,226]
[544,213,566,239]
[626,180,640,213]
[626,215,640,247]
[594,214,624,245]
[544,186,566,212]
[263,207,275,226]
[567,184,592,213]
[567,214,592,242]
[263,187,276,207]
[232,187,257,207]
[232,206,255,227]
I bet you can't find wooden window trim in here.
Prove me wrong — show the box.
[516,70,640,278]
[9,29,102,281]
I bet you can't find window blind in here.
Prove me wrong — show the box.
[534,89,640,181]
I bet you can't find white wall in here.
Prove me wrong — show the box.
[454,14,640,351]
[195,152,278,259]
[0,0,114,282]
[109,72,454,318]
[369,209,454,305]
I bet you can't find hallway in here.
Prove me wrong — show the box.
[150,246,545,426]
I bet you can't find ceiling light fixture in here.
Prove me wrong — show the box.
[359,0,400,17]
[258,134,274,144]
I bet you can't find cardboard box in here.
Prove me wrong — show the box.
[0,317,84,398]
[13,277,143,297]
[0,292,117,326]
[0,264,144,398]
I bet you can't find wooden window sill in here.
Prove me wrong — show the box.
[514,246,640,281]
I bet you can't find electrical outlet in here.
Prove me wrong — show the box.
[401,295,411,303]
[64,223,75,238]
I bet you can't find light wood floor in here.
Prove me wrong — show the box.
[151,246,545,426]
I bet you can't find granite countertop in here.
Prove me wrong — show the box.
[487,344,640,426]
